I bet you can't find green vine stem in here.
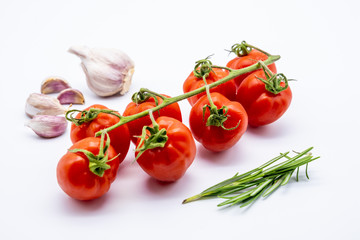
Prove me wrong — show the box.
[93,54,280,137]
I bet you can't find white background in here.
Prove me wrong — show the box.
[1,0,359,239]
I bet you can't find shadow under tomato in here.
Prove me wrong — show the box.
[245,123,289,139]
[196,143,245,166]
[145,177,178,194]
[144,173,193,198]
[59,192,110,215]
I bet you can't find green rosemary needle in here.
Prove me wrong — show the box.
[182,147,319,208]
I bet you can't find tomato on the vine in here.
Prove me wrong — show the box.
[236,70,292,127]
[183,68,236,106]
[135,116,196,182]
[70,104,130,164]
[57,137,120,200]
[189,92,248,152]
[227,49,277,87]
[123,94,182,144]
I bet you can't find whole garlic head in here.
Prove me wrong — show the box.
[69,46,135,97]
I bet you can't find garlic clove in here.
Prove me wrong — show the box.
[57,88,85,105]
[25,93,67,118]
[26,115,68,138]
[68,45,135,97]
[41,77,71,94]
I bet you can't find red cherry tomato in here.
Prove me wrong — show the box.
[57,137,120,200]
[189,93,248,152]
[70,104,130,164]
[135,116,196,182]
[123,94,182,144]
[183,68,236,106]
[236,70,292,127]
[227,49,277,87]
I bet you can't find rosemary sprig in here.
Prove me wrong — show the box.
[182,147,319,208]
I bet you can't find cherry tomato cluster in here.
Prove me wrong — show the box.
[57,100,192,200]
[57,105,131,200]
[56,42,292,201]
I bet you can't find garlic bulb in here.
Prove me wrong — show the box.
[69,46,135,97]
[26,115,68,138]
[25,93,67,118]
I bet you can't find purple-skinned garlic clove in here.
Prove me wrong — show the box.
[26,115,68,138]
[68,45,135,97]
[25,93,68,118]
[41,77,71,94]
[57,88,85,105]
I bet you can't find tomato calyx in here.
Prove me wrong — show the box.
[131,91,151,104]
[193,56,214,79]
[135,110,168,161]
[131,88,166,104]
[133,89,167,103]
[196,54,241,130]
[69,132,118,177]
[202,104,240,130]
[228,41,271,57]
[228,41,252,57]
[131,89,168,119]
[256,61,289,95]
[66,108,121,126]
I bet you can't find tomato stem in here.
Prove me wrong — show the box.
[256,61,289,95]
[193,56,213,78]
[194,57,226,123]
[227,41,272,57]
[204,82,216,109]
[201,79,240,130]
[148,110,158,128]
[134,110,168,161]
[211,65,234,72]
[66,108,121,126]
[242,41,272,56]
[228,42,251,57]
[68,132,113,177]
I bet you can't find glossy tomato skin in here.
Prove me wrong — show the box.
[189,93,248,152]
[123,95,182,144]
[70,104,130,164]
[135,117,196,182]
[183,68,236,106]
[236,70,292,127]
[57,137,120,200]
[226,49,277,87]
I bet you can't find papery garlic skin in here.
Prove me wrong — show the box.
[57,88,85,104]
[41,77,70,94]
[69,46,135,97]
[25,93,67,118]
[26,115,68,138]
